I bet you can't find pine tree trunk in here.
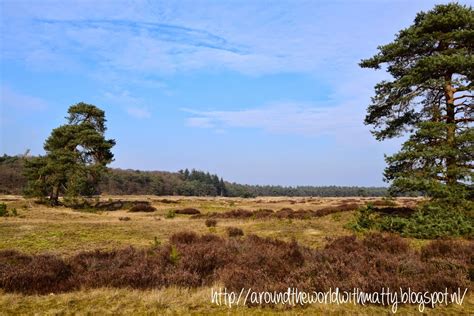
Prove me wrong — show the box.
[50,185,59,205]
[444,75,456,186]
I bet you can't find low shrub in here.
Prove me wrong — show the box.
[63,199,157,212]
[315,203,360,217]
[94,201,124,211]
[128,203,156,213]
[224,209,253,218]
[0,203,8,217]
[118,216,131,221]
[0,203,17,217]
[165,210,176,219]
[205,219,217,227]
[275,208,294,219]
[175,208,201,215]
[1,232,471,300]
[421,239,474,263]
[0,250,73,294]
[68,247,168,289]
[380,208,473,239]
[253,209,274,218]
[348,204,379,231]
[170,232,199,244]
[350,204,473,239]
[152,236,161,248]
[62,197,93,210]
[200,203,361,221]
[375,206,415,217]
[227,227,244,237]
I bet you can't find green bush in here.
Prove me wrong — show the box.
[0,203,17,217]
[169,245,180,264]
[165,210,176,219]
[152,236,161,248]
[0,203,7,217]
[347,204,379,231]
[350,202,473,239]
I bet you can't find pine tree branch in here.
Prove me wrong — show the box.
[455,118,474,123]
[453,94,473,101]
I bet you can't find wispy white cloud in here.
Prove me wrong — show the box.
[40,19,246,53]
[1,1,424,76]
[186,117,214,128]
[102,89,152,119]
[0,86,48,110]
[184,101,364,138]
[126,106,151,119]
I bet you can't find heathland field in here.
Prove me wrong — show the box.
[0,195,472,315]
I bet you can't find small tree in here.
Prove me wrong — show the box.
[360,3,473,206]
[25,103,115,204]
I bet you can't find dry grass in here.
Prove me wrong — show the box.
[0,195,378,254]
[0,287,472,315]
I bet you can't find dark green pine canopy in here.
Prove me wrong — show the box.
[24,103,116,204]
[360,3,473,203]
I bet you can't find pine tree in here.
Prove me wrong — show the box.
[24,103,115,204]
[360,3,473,206]
[219,178,227,197]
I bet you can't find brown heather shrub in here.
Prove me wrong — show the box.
[293,209,314,219]
[205,218,217,227]
[0,233,471,298]
[224,209,253,218]
[227,227,244,237]
[421,240,474,267]
[314,203,360,217]
[362,233,410,254]
[199,209,254,219]
[170,234,232,286]
[175,208,201,215]
[290,235,471,294]
[275,208,294,218]
[195,203,377,221]
[219,236,306,292]
[253,208,274,218]
[128,203,157,213]
[198,209,257,219]
[68,246,173,289]
[275,208,314,219]
[0,250,73,294]
[67,200,158,211]
[170,231,199,244]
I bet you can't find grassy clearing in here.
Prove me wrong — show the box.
[0,196,367,254]
[0,214,354,254]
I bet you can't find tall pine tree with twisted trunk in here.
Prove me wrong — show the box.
[25,103,115,205]
[360,3,473,207]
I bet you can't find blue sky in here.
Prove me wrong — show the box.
[1,0,469,186]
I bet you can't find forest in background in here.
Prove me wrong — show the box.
[0,154,389,197]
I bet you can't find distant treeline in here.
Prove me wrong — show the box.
[0,154,391,197]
